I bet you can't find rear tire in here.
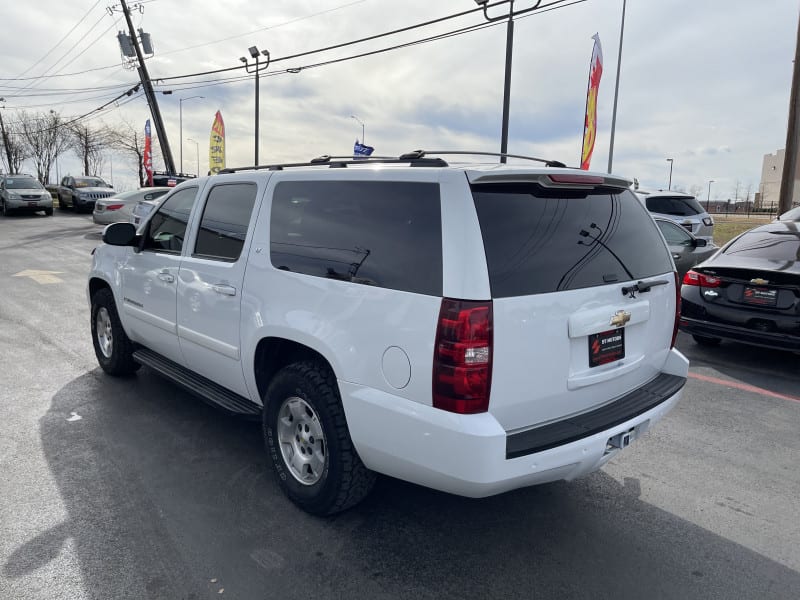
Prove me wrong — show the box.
[692,334,722,347]
[91,288,140,376]
[263,361,375,516]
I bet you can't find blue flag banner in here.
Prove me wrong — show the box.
[354,139,374,159]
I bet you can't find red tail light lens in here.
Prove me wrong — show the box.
[671,271,681,349]
[683,270,720,288]
[105,204,124,211]
[433,299,493,414]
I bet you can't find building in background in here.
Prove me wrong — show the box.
[757,149,800,209]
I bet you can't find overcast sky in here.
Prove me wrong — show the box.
[0,0,797,202]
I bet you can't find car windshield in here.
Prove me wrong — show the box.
[5,178,43,190]
[74,178,107,188]
[646,195,705,216]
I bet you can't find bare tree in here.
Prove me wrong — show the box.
[18,110,71,183]
[106,118,161,187]
[688,184,704,199]
[0,109,27,174]
[70,122,111,176]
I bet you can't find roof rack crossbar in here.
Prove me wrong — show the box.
[218,154,449,174]
[407,150,567,168]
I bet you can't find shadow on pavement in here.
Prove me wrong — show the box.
[5,368,799,599]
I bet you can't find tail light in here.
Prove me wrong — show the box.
[105,204,125,211]
[671,271,681,349]
[432,299,493,414]
[683,270,720,287]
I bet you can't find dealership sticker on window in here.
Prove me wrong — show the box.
[589,328,625,367]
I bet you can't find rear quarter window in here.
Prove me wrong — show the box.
[270,180,442,296]
[472,184,674,298]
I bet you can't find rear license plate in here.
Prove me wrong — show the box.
[743,286,777,307]
[589,328,625,367]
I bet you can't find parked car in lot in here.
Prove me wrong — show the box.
[130,194,168,227]
[653,216,718,279]
[93,187,170,225]
[0,174,53,216]
[680,221,800,351]
[56,175,115,212]
[775,205,800,222]
[636,190,714,243]
[88,151,689,515]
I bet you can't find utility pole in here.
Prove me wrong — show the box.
[608,0,627,173]
[118,0,176,174]
[0,105,12,173]
[779,9,800,214]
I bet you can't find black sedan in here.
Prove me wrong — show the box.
[679,221,800,351]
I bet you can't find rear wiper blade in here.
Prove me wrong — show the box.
[621,278,669,298]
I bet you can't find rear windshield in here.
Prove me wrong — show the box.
[723,228,800,261]
[472,184,673,298]
[645,195,704,216]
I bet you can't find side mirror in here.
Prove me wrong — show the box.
[694,238,708,247]
[102,222,138,246]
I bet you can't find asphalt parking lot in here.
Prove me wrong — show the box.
[1,212,798,600]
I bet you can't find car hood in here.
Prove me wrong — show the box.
[9,187,47,194]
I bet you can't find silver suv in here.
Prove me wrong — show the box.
[0,174,53,216]
[636,190,714,243]
[89,151,689,515]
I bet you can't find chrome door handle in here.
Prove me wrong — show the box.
[212,284,237,296]
[157,272,175,283]
[672,253,681,259]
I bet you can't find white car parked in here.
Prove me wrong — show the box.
[88,151,689,515]
[93,187,171,225]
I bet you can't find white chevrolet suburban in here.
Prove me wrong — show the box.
[88,151,689,515]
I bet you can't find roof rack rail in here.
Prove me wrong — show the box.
[402,150,567,168]
[218,153,448,174]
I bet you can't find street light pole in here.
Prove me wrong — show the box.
[187,138,199,176]
[179,96,203,175]
[666,158,674,190]
[350,115,365,143]
[240,46,270,166]
[607,0,627,174]
[475,0,542,163]
[706,179,715,211]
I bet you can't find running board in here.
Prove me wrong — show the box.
[133,348,262,416]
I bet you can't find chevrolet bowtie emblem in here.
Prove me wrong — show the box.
[750,278,769,285]
[610,310,631,327]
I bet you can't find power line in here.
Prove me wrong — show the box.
[13,0,103,79]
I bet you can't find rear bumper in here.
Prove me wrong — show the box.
[341,349,688,498]
[680,315,800,351]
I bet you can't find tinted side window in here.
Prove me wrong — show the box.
[270,181,442,296]
[472,185,674,298]
[194,183,258,261]
[144,187,199,253]
[657,220,693,246]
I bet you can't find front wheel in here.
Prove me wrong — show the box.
[263,361,375,516]
[2,201,12,216]
[91,288,140,375]
[44,207,53,216]
[692,334,722,347]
